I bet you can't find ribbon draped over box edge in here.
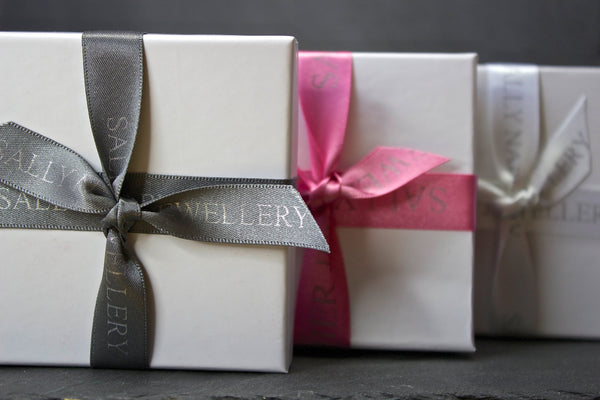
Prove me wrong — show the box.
[293,51,477,347]
[0,32,328,369]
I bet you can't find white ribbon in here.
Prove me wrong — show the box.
[477,64,591,334]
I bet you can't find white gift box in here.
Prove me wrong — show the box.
[474,65,600,338]
[298,53,477,351]
[0,32,300,371]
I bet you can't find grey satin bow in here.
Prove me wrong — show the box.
[0,32,328,368]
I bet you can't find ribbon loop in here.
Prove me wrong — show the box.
[82,31,143,196]
[0,122,116,214]
[483,64,541,189]
[310,172,343,208]
[489,185,540,218]
[298,52,353,178]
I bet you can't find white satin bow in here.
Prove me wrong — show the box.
[477,64,591,333]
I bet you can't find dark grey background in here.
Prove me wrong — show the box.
[1,0,599,65]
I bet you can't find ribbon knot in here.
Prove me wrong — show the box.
[490,185,540,219]
[101,197,142,238]
[310,172,343,208]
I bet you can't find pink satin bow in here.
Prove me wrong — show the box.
[294,52,453,346]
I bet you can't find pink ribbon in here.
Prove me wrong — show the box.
[294,52,476,347]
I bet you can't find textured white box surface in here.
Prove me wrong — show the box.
[0,32,298,371]
[299,53,476,351]
[474,66,600,338]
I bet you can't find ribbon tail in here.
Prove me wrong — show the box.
[530,96,591,205]
[91,229,148,369]
[490,219,538,334]
[294,208,350,347]
[138,184,329,252]
[340,147,448,199]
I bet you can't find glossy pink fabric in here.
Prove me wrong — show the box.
[294,52,475,347]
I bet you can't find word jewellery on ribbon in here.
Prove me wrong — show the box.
[294,51,476,347]
[477,64,591,333]
[0,32,328,369]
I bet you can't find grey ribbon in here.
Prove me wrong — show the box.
[0,32,328,369]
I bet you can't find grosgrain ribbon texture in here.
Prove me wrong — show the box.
[477,64,591,333]
[0,32,328,369]
[294,52,475,347]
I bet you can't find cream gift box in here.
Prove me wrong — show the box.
[0,32,303,371]
[474,64,600,338]
[296,53,477,351]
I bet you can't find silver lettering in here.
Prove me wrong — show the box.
[107,117,128,132]
[13,192,33,210]
[293,206,308,229]
[106,287,127,302]
[35,199,51,210]
[257,204,272,226]
[40,161,55,184]
[204,203,220,223]
[107,134,128,155]
[4,149,23,170]
[182,202,201,218]
[23,153,41,178]
[107,321,127,336]
[222,204,235,225]
[107,304,128,321]
[106,117,129,175]
[240,204,254,226]
[59,166,80,187]
[275,205,292,227]
[0,187,11,209]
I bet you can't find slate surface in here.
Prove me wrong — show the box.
[1,339,600,400]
